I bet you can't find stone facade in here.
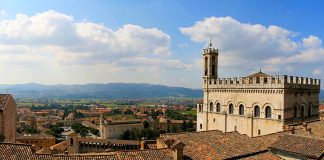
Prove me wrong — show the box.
[0,94,16,143]
[197,43,321,137]
[99,115,143,139]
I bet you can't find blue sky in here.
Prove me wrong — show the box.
[0,0,323,88]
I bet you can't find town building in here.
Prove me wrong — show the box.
[197,42,321,137]
[99,115,143,139]
[64,113,79,126]
[0,94,16,143]
[16,134,56,150]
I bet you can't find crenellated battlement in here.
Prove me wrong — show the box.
[204,75,320,89]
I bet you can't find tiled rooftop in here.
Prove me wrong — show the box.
[0,142,176,160]
[118,148,173,160]
[270,134,324,159]
[0,94,11,110]
[239,151,283,160]
[159,130,269,159]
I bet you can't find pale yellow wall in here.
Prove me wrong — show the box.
[101,124,143,139]
[197,80,320,137]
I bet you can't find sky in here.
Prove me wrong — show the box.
[0,0,324,89]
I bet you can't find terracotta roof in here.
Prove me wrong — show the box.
[253,131,290,148]
[118,148,173,160]
[239,151,283,160]
[0,94,11,110]
[36,147,52,154]
[159,130,269,159]
[296,120,324,139]
[270,134,324,159]
[54,153,119,160]
[0,143,53,160]
[50,141,67,151]
[81,121,98,129]
[0,143,174,160]
[245,71,271,78]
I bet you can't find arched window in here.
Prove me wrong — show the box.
[229,104,234,114]
[211,56,215,76]
[216,103,221,113]
[204,57,208,76]
[254,105,260,117]
[265,106,271,118]
[300,106,304,117]
[294,106,298,118]
[239,104,244,115]
[308,105,312,117]
[209,102,213,112]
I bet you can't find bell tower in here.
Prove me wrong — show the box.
[202,39,218,131]
[203,39,218,79]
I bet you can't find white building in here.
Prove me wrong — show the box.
[99,115,143,139]
[197,42,321,137]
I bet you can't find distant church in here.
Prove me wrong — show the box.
[196,42,321,137]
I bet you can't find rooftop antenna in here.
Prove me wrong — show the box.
[208,37,213,48]
[259,68,262,73]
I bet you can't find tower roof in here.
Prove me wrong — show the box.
[245,71,271,78]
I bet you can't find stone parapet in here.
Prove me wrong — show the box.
[204,75,320,90]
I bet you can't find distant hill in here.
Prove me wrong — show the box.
[0,83,203,99]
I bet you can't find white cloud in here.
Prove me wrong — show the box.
[0,10,194,87]
[0,10,185,68]
[303,35,322,49]
[313,69,321,75]
[178,43,188,48]
[180,17,324,88]
[0,10,6,17]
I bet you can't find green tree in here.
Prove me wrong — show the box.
[120,129,131,140]
[181,120,187,131]
[143,121,149,129]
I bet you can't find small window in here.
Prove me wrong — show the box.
[200,124,202,129]
[229,104,234,114]
[265,106,271,118]
[254,105,260,117]
[278,115,281,120]
[258,129,261,135]
[216,103,221,113]
[294,106,298,118]
[239,105,244,115]
[209,102,213,112]
[308,105,312,117]
[234,126,237,131]
[213,118,215,122]
[301,106,305,117]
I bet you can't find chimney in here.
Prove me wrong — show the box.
[282,125,289,131]
[140,137,145,150]
[164,139,185,160]
[171,142,185,160]
[31,144,36,153]
[290,126,295,134]
[303,122,308,131]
